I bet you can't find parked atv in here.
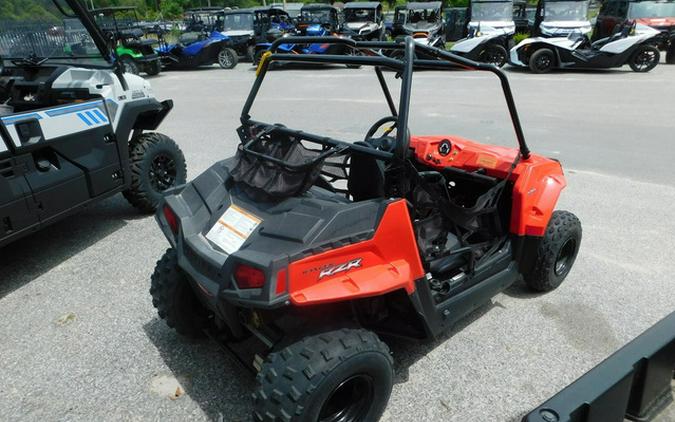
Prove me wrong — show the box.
[151,35,582,421]
[218,7,295,61]
[511,21,662,72]
[400,2,447,49]
[532,0,592,37]
[341,2,386,41]
[253,25,347,66]
[91,6,161,76]
[296,3,342,35]
[0,0,186,248]
[155,28,238,70]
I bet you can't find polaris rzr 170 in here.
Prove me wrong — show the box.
[151,35,583,421]
[0,0,186,248]
[511,20,662,72]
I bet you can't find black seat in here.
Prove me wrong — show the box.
[178,32,201,46]
[347,142,385,201]
[591,24,629,49]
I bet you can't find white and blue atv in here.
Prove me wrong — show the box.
[0,0,186,248]
[510,21,662,72]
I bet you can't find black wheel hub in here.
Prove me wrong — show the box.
[149,153,177,192]
[554,238,577,277]
[535,54,552,71]
[482,48,505,66]
[318,374,375,422]
[634,50,656,70]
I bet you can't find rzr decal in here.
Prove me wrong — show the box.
[318,258,362,280]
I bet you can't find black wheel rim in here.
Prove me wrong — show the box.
[534,53,552,71]
[149,153,177,192]
[634,50,657,71]
[483,48,505,66]
[219,50,233,67]
[318,374,374,422]
[554,238,577,277]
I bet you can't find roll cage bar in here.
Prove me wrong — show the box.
[241,36,530,161]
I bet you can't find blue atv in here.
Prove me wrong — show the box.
[252,24,348,66]
[155,29,238,70]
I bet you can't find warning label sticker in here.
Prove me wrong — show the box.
[205,204,262,255]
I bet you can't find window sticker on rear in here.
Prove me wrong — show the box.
[205,204,262,255]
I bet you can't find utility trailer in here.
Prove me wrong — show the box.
[522,311,675,422]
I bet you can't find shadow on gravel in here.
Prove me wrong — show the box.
[0,195,143,299]
[145,299,499,421]
[144,318,254,422]
[502,279,547,300]
[386,300,496,384]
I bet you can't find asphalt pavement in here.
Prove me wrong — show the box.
[1,60,674,422]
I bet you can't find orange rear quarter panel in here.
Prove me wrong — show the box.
[287,200,425,306]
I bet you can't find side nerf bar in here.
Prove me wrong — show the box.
[522,311,675,422]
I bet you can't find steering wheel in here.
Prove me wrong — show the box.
[364,115,399,152]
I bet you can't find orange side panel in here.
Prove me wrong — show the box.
[287,200,425,306]
[409,135,566,237]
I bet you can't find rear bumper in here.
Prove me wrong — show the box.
[522,311,675,422]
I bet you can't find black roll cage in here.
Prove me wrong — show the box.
[240,36,530,162]
[89,6,142,36]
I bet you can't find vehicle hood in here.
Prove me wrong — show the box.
[345,21,380,33]
[403,22,442,33]
[223,29,255,37]
[541,20,591,28]
[468,21,516,35]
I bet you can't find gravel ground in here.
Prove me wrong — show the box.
[1,60,674,422]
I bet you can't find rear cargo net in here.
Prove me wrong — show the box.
[231,133,326,202]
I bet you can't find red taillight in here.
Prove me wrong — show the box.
[234,264,265,289]
[275,269,287,295]
[163,205,179,235]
